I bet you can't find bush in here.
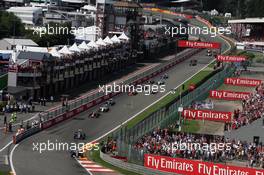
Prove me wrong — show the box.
[255,57,264,63]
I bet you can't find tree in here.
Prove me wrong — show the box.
[202,0,264,17]
[0,11,25,39]
[26,22,75,47]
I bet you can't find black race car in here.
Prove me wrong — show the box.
[74,130,86,140]
[105,98,115,106]
[89,111,100,118]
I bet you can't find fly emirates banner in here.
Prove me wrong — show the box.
[210,90,251,100]
[224,77,262,87]
[144,154,264,175]
[182,109,232,122]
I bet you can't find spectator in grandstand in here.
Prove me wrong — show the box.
[101,137,117,155]
[226,83,264,131]
[133,128,264,169]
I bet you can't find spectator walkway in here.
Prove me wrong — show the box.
[0,101,61,130]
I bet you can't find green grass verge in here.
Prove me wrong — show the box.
[88,149,142,175]
[126,67,214,129]
[0,74,7,90]
[0,172,8,175]
[181,120,200,133]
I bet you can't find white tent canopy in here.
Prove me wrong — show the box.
[49,47,61,58]
[118,32,129,40]
[96,38,107,46]
[111,35,121,43]
[103,36,113,44]
[78,41,90,50]
[69,43,81,52]
[58,45,72,55]
[87,40,98,48]
[81,5,96,11]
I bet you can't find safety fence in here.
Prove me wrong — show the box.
[107,64,236,165]
[13,48,202,144]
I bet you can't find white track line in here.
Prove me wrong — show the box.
[82,24,233,174]
[10,144,19,175]
[9,19,233,175]
[0,141,12,153]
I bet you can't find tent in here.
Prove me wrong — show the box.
[78,41,90,50]
[69,43,81,52]
[49,47,61,58]
[118,32,129,40]
[96,38,107,46]
[58,45,72,55]
[87,40,98,48]
[82,5,96,11]
[103,36,113,44]
[111,35,121,43]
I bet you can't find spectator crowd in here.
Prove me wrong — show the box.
[134,128,264,169]
[226,83,264,130]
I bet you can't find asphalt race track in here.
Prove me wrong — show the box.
[12,49,219,175]
[12,18,232,175]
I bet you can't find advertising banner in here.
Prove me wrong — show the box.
[182,109,232,122]
[178,40,221,49]
[210,90,251,100]
[224,77,262,87]
[217,55,246,62]
[144,154,264,175]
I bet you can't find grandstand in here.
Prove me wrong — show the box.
[228,18,264,52]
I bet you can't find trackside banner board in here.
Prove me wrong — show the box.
[217,55,246,62]
[182,109,232,122]
[144,154,264,175]
[210,90,251,100]
[225,77,262,87]
[178,40,221,49]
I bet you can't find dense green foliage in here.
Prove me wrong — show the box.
[0,11,74,46]
[25,22,75,47]
[0,11,25,39]
[202,0,264,18]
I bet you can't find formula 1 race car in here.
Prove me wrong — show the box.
[162,74,169,79]
[105,98,115,106]
[89,111,100,118]
[128,91,138,96]
[74,130,86,140]
[189,59,197,66]
[157,79,165,85]
[99,104,110,112]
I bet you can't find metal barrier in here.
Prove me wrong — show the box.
[13,126,41,144]
[13,48,202,144]
[100,151,176,175]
